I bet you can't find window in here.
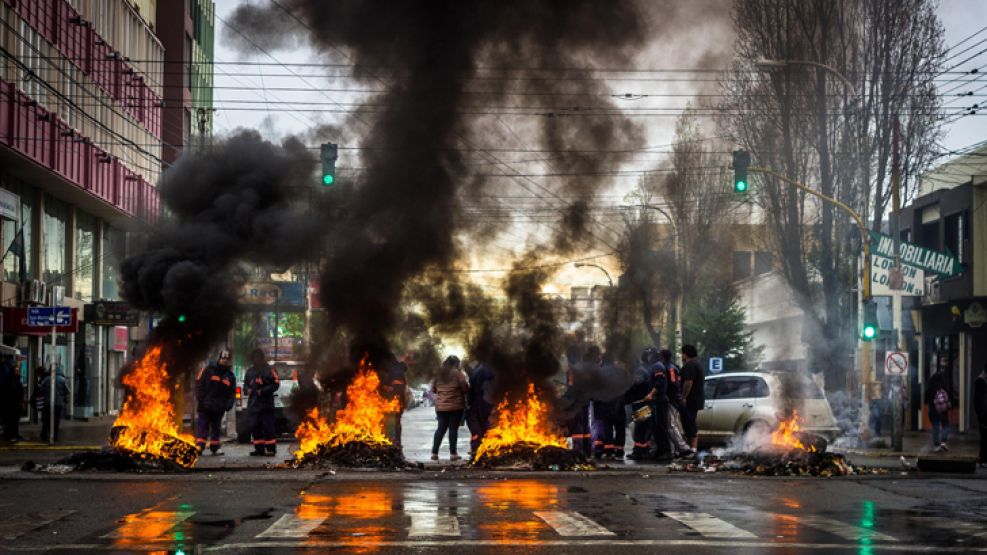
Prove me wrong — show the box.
[43,195,67,287]
[732,251,752,281]
[714,377,769,400]
[754,251,773,275]
[944,211,967,265]
[75,212,96,301]
[102,226,126,300]
[703,379,717,401]
[1,179,33,282]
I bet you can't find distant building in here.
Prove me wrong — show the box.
[568,285,608,346]
[899,149,987,433]
[0,0,165,417]
[156,0,214,164]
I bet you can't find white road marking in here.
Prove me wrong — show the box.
[255,514,326,538]
[194,539,987,552]
[407,513,461,537]
[796,515,898,542]
[101,510,194,539]
[535,511,615,537]
[662,511,757,539]
[0,510,75,540]
[913,516,987,538]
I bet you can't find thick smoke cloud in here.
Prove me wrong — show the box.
[120,130,318,371]
[227,1,650,365]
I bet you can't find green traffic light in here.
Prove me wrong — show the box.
[862,325,877,340]
[322,174,334,185]
[177,314,187,323]
[735,180,748,192]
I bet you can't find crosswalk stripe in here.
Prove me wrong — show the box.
[407,513,461,537]
[662,511,757,539]
[535,511,615,537]
[795,515,898,542]
[101,510,194,539]
[912,516,987,539]
[256,514,326,538]
[0,510,75,541]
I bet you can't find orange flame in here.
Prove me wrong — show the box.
[109,345,197,466]
[473,383,567,462]
[294,357,400,460]
[770,410,817,452]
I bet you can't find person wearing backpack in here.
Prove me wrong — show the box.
[925,363,952,452]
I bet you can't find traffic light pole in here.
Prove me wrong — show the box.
[748,166,874,444]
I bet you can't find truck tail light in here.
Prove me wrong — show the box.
[235,386,242,408]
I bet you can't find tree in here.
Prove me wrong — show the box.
[683,280,763,372]
[717,0,944,387]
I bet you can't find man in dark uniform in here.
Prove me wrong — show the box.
[383,352,408,447]
[245,348,280,456]
[467,360,495,458]
[194,349,236,455]
[646,354,672,461]
[626,348,656,460]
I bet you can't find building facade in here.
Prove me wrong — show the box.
[0,0,163,419]
[899,150,987,433]
[156,0,214,164]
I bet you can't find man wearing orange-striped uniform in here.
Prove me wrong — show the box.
[194,349,236,455]
[245,348,280,457]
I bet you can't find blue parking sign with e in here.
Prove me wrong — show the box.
[709,357,724,374]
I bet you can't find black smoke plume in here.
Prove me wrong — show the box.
[120,130,318,372]
[229,0,648,381]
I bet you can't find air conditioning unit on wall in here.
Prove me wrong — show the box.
[19,279,46,305]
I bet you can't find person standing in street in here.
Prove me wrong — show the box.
[973,364,987,468]
[383,352,408,448]
[679,344,705,451]
[1,357,24,442]
[39,367,69,443]
[430,355,469,461]
[646,353,672,462]
[626,348,656,460]
[925,361,952,452]
[660,349,693,458]
[194,349,236,455]
[245,348,280,457]
[466,359,495,459]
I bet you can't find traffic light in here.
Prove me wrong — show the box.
[732,149,751,193]
[320,143,338,186]
[861,300,878,341]
[177,314,187,324]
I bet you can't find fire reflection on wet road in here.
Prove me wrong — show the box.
[7,476,987,553]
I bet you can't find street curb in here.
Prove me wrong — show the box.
[0,444,102,451]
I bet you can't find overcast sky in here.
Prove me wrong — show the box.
[208,1,987,286]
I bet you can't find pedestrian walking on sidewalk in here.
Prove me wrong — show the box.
[974,365,987,468]
[926,363,953,452]
[194,349,236,456]
[39,368,69,443]
[245,349,280,457]
[430,355,469,461]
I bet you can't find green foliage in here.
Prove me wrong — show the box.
[682,281,762,372]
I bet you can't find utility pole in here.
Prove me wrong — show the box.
[891,115,904,452]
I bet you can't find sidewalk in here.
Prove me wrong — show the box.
[842,430,980,460]
[1,415,116,449]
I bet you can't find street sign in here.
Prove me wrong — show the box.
[885,351,909,376]
[709,357,724,374]
[869,231,961,278]
[27,307,72,327]
[871,255,925,296]
[84,301,141,327]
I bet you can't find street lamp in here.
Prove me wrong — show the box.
[574,262,613,288]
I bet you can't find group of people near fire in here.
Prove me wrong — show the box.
[427,343,705,462]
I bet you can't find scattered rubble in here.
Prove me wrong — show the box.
[291,441,419,470]
[472,442,594,471]
[23,448,189,474]
[669,447,887,477]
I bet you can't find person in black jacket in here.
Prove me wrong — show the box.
[1,357,24,442]
[626,348,656,460]
[925,363,952,451]
[245,348,280,456]
[194,349,236,455]
[974,364,987,468]
[466,361,495,458]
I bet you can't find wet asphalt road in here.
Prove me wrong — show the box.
[2,473,987,554]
